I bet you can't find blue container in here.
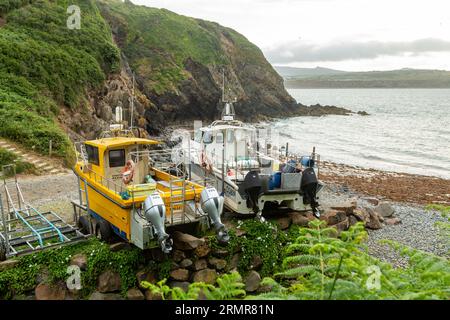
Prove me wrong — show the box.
[271,172,282,189]
[301,157,315,168]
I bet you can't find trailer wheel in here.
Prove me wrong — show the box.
[77,215,91,235]
[95,220,112,243]
[0,238,6,262]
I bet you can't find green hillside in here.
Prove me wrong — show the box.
[0,0,120,164]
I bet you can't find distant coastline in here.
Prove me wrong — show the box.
[275,66,450,89]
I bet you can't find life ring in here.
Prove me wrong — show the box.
[122,159,135,185]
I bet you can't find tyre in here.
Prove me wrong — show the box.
[95,219,112,243]
[0,237,7,262]
[77,215,91,235]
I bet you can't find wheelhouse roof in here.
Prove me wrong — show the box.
[200,124,256,132]
[85,137,160,149]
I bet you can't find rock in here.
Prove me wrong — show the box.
[136,270,157,288]
[212,248,229,258]
[192,269,217,285]
[375,202,395,218]
[330,200,357,215]
[126,288,145,300]
[97,270,122,293]
[250,255,263,270]
[245,271,261,292]
[194,243,211,258]
[385,217,402,226]
[169,281,190,292]
[89,292,124,300]
[352,208,370,223]
[227,253,240,272]
[172,231,204,250]
[172,250,186,263]
[110,242,131,252]
[365,208,383,230]
[348,215,358,226]
[145,290,163,300]
[180,258,193,269]
[320,210,347,226]
[275,216,291,230]
[235,229,247,237]
[363,197,380,206]
[35,283,67,300]
[70,254,87,271]
[0,259,19,272]
[193,259,208,271]
[170,268,190,281]
[332,217,350,234]
[208,257,227,271]
[289,211,315,227]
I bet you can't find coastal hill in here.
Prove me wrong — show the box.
[276,67,450,88]
[0,0,350,164]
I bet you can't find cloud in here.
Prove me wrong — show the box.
[264,38,450,63]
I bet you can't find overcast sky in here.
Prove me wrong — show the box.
[132,0,450,71]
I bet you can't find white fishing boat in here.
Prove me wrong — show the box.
[175,99,323,218]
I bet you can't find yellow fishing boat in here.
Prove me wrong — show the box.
[72,132,229,253]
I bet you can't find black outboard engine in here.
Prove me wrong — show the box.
[300,167,320,218]
[240,170,262,214]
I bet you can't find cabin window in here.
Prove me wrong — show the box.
[227,130,235,143]
[85,144,99,166]
[203,131,213,144]
[194,130,203,143]
[215,132,223,144]
[109,149,126,167]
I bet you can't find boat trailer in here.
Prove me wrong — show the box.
[0,165,86,261]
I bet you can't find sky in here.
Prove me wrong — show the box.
[132,0,450,71]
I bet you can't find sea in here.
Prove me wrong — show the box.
[272,88,450,179]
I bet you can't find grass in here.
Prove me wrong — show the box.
[0,147,35,176]
[0,0,120,165]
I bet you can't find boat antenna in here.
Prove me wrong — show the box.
[222,68,225,103]
[130,72,135,130]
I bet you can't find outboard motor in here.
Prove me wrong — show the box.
[143,194,173,253]
[300,167,321,218]
[201,187,230,244]
[240,170,262,214]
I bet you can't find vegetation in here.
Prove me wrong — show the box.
[0,238,142,299]
[0,0,120,163]
[0,147,35,176]
[99,0,265,94]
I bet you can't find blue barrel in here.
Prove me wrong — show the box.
[301,157,315,167]
[271,172,282,189]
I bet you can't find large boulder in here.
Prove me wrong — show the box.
[136,270,157,288]
[170,269,190,282]
[275,216,292,230]
[320,210,347,226]
[385,217,402,226]
[70,254,87,271]
[208,257,227,271]
[352,208,370,223]
[245,271,261,293]
[35,282,67,300]
[192,269,217,285]
[173,232,204,250]
[172,250,186,263]
[0,259,19,272]
[212,248,229,258]
[365,208,383,230]
[145,290,163,300]
[179,258,193,269]
[194,243,211,258]
[169,281,190,292]
[375,202,395,218]
[97,270,122,293]
[330,200,357,215]
[227,253,240,272]
[250,256,263,270]
[126,288,145,300]
[289,212,315,227]
[193,259,208,271]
